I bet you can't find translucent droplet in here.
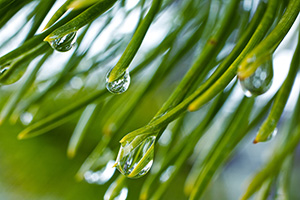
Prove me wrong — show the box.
[105,69,130,94]
[49,32,77,52]
[84,160,116,185]
[239,60,273,97]
[266,128,277,141]
[115,135,155,178]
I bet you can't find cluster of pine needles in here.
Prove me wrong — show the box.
[0,0,300,199]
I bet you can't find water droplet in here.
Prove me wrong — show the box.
[49,32,77,52]
[239,60,273,97]
[115,135,155,178]
[266,128,277,141]
[105,69,130,94]
[84,160,116,185]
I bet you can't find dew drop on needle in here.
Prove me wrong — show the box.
[114,136,155,178]
[49,32,77,52]
[267,127,277,141]
[106,69,130,94]
[239,59,273,97]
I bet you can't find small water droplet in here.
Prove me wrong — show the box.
[115,135,155,178]
[266,128,277,141]
[105,69,130,94]
[239,60,273,97]
[49,32,77,52]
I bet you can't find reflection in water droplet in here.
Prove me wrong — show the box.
[49,32,77,52]
[266,128,277,141]
[239,60,273,97]
[106,69,130,94]
[104,181,128,200]
[115,136,155,178]
[84,160,116,185]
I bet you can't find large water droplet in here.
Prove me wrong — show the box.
[105,69,130,94]
[115,135,155,178]
[49,32,77,52]
[239,60,273,97]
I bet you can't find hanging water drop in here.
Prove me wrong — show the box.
[253,128,278,144]
[105,69,130,94]
[266,127,277,141]
[239,59,273,97]
[114,135,155,178]
[49,32,77,52]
